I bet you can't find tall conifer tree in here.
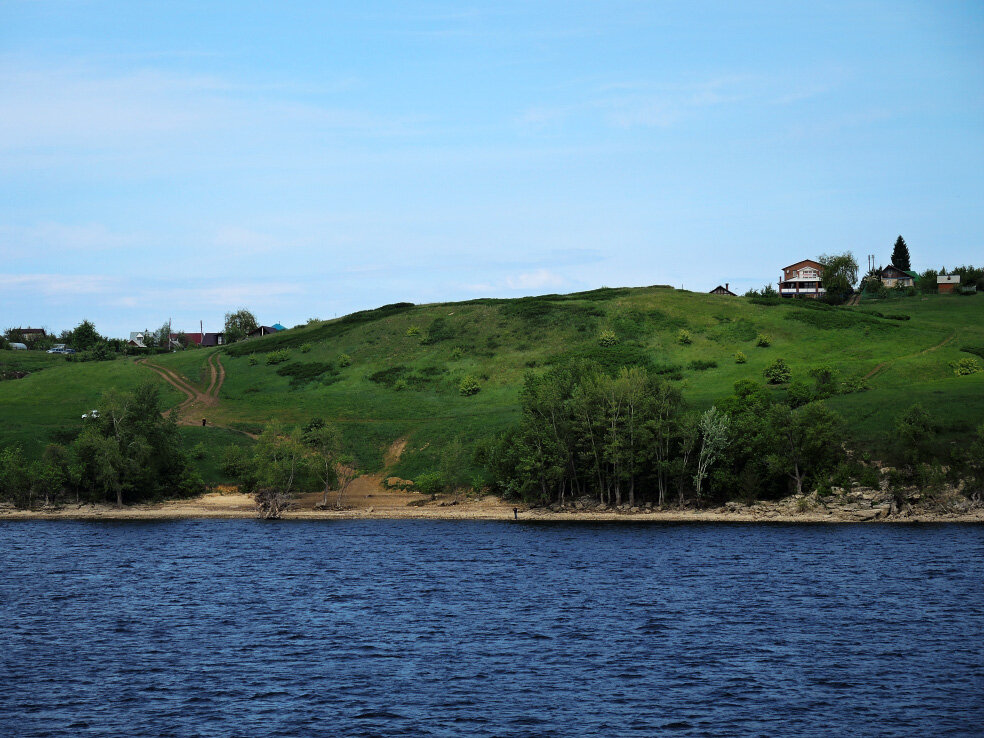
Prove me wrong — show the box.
[891,235,911,271]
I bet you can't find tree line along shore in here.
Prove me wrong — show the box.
[2,276,983,519]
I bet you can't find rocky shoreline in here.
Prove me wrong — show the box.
[1,486,982,523]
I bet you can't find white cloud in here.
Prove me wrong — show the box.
[0,223,140,257]
[504,269,566,290]
[0,273,120,296]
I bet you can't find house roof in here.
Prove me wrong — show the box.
[272,323,287,331]
[782,259,823,271]
[880,264,916,278]
[709,285,736,296]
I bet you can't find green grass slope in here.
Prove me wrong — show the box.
[2,287,982,480]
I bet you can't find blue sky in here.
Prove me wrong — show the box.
[2,1,982,337]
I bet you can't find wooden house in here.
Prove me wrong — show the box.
[937,274,960,294]
[709,283,737,296]
[880,265,918,288]
[779,260,825,299]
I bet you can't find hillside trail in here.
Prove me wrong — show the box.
[863,332,956,381]
[137,353,243,431]
[294,437,411,511]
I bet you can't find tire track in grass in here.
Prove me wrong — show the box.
[864,332,956,381]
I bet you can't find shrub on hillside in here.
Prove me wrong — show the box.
[415,472,443,495]
[450,346,464,360]
[677,329,693,345]
[405,326,420,337]
[247,354,259,366]
[299,343,312,353]
[764,358,791,384]
[458,375,481,396]
[265,349,290,365]
[952,357,983,376]
[337,353,352,367]
[734,351,747,364]
[598,330,619,347]
[756,333,772,347]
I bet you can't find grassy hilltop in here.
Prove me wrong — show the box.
[2,286,983,486]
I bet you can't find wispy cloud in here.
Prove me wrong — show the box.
[0,273,120,296]
[0,223,141,257]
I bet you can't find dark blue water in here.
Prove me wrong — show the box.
[1,521,982,737]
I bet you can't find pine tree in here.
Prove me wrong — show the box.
[891,235,911,271]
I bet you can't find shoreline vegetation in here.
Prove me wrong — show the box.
[3,284,983,520]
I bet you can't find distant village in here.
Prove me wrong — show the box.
[3,236,981,354]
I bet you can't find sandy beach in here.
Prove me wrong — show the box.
[3,487,982,523]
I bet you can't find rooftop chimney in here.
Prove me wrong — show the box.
[725,283,729,291]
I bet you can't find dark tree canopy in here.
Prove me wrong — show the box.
[818,252,859,304]
[891,235,911,271]
[224,309,258,343]
[69,320,101,350]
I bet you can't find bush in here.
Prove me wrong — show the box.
[337,353,352,367]
[598,330,619,347]
[688,359,717,371]
[786,381,813,408]
[191,442,207,460]
[764,358,791,384]
[734,351,747,364]
[415,472,443,495]
[405,326,420,337]
[755,333,771,347]
[247,354,259,366]
[265,349,290,365]
[677,329,693,345]
[952,357,983,376]
[458,375,481,396]
[299,343,312,354]
[842,374,869,393]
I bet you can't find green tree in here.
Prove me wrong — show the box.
[819,252,859,304]
[224,308,258,343]
[69,320,101,350]
[693,407,730,501]
[891,235,911,271]
[894,404,936,466]
[765,402,845,496]
[253,424,311,517]
[71,383,201,506]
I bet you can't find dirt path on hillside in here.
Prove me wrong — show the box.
[137,354,229,427]
[864,332,956,380]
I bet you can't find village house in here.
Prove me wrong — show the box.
[937,274,960,294]
[779,260,825,299]
[182,332,225,347]
[128,331,147,349]
[13,328,46,343]
[248,325,282,338]
[709,283,737,296]
[880,265,919,288]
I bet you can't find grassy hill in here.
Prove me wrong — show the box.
[2,286,982,485]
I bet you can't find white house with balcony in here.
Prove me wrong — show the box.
[779,259,825,299]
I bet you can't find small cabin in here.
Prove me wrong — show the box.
[709,283,736,296]
[937,274,960,294]
[880,265,918,288]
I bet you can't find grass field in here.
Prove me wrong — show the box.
[2,287,982,480]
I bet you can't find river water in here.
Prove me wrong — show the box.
[1,520,982,737]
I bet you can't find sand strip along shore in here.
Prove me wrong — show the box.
[2,491,982,523]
